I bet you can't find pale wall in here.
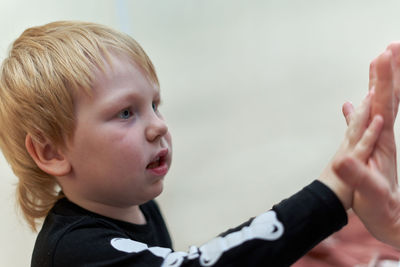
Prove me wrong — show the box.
[1,1,400,266]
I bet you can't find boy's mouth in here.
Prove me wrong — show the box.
[147,157,162,169]
[146,149,168,170]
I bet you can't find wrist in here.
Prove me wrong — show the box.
[318,168,353,210]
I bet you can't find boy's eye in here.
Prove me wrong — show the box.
[118,109,133,120]
[152,102,158,111]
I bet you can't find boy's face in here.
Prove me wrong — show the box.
[62,53,172,207]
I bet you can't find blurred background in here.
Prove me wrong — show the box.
[1,0,400,266]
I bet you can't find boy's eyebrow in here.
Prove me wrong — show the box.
[99,91,141,111]
[98,89,160,112]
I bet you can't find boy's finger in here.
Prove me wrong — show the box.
[342,102,354,126]
[353,115,384,161]
[333,156,387,199]
[346,94,372,143]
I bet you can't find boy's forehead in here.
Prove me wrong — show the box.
[74,53,159,104]
[96,52,158,90]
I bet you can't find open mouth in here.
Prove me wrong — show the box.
[146,149,168,170]
[147,156,163,169]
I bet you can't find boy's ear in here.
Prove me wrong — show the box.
[25,134,71,177]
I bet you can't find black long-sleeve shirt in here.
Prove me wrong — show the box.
[31,180,347,267]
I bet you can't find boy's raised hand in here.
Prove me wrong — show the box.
[318,89,384,211]
[334,43,400,247]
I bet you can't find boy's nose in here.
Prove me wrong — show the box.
[145,115,168,142]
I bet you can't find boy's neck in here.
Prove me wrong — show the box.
[68,196,147,225]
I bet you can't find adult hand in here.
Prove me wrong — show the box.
[334,44,400,247]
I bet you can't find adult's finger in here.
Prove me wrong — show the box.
[387,42,400,118]
[371,50,395,129]
[369,58,377,92]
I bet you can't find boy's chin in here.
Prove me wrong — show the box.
[148,179,165,199]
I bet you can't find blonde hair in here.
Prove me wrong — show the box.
[0,21,159,231]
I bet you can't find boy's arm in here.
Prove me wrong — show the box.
[333,43,400,247]
[51,181,348,267]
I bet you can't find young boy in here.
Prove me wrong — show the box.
[0,21,398,267]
